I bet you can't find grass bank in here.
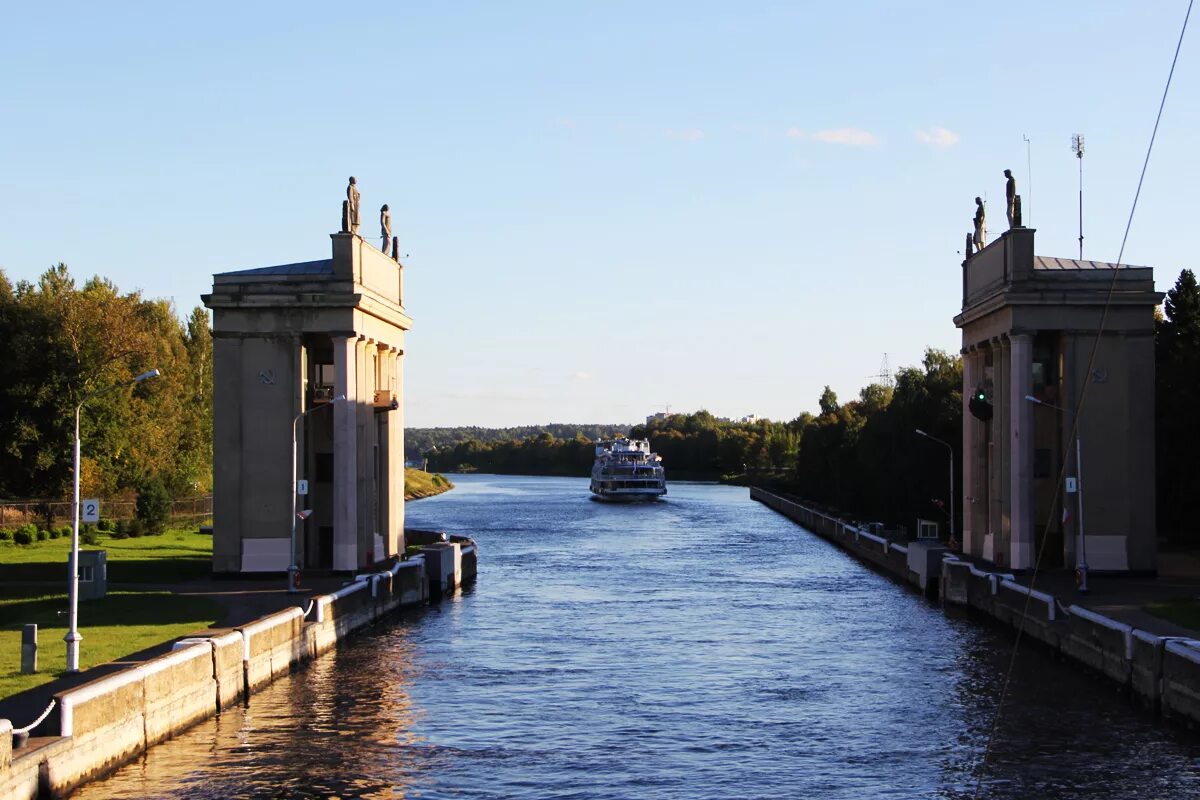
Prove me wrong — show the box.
[0,588,223,699]
[405,468,454,500]
[0,528,213,585]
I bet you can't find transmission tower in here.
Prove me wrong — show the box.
[867,354,894,388]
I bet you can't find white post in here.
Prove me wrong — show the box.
[65,405,82,672]
[1076,437,1088,592]
[289,413,301,592]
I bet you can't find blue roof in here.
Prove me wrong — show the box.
[217,259,334,277]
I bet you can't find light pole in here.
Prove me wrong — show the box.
[915,429,955,547]
[67,368,160,672]
[290,395,344,592]
[1026,395,1088,592]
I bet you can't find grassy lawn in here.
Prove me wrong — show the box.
[0,588,223,699]
[0,527,213,584]
[1145,596,1200,631]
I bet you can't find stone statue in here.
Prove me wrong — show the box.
[1004,169,1017,229]
[380,204,392,256]
[346,177,361,235]
[973,197,987,253]
[966,230,974,258]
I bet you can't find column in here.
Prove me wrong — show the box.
[990,337,1009,564]
[392,349,405,555]
[332,335,358,571]
[355,337,371,568]
[1009,333,1034,569]
[961,347,981,557]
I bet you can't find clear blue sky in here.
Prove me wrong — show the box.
[2,1,1196,427]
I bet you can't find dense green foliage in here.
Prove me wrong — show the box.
[407,424,631,463]
[791,349,962,534]
[632,412,800,477]
[424,432,601,475]
[1156,269,1200,544]
[0,264,212,499]
[135,477,172,535]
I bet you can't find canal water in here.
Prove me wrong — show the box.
[74,475,1200,799]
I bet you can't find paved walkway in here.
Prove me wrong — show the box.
[961,550,1200,639]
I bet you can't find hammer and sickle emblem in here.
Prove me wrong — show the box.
[259,369,276,385]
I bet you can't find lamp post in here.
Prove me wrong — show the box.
[290,395,344,593]
[1026,395,1087,592]
[66,368,160,673]
[915,429,955,546]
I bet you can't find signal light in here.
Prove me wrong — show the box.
[969,385,993,421]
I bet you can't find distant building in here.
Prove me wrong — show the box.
[645,412,674,426]
[740,414,759,424]
[954,226,1160,572]
[202,229,411,575]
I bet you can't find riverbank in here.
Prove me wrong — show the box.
[0,534,478,799]
[751,486,1200,730]
[404,468,454,500]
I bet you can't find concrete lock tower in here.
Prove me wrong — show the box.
[955,225,1161,574]
[203,195,411,576]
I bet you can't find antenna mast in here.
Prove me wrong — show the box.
[1072,133,1085,259]
[1022,134,1032,226]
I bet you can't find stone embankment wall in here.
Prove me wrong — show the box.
[1,541,477,800]
[750,487,1200,728]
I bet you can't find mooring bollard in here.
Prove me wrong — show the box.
[21,624,37,674]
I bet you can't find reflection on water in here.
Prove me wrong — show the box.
[73,476,1200,799]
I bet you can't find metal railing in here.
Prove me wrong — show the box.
[0,496,212,528]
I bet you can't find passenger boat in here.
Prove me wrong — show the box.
[589,438,667,502]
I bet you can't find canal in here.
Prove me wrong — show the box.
[74,475,1200,799]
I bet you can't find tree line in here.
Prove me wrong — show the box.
[406,424,631,463]
[0,264,212,502]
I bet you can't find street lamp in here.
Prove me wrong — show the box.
[915,429,955,547]
[1026,394,1088,592]
[67,368,160,672]
[290,395,345,592]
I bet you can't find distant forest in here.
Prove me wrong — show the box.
[405,424,631,464]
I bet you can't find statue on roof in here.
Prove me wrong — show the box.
[973,197,987,253]
[380,204,392,256]
[1004,169,1017,229]
[346,177,361,235]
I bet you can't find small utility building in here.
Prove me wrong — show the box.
[202,231,411,574]
[954,226,1160,573]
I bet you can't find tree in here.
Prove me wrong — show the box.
[1156,269,1200,543]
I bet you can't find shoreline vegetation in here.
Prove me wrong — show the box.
[404,468,454,500]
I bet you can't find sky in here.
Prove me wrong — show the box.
[2,1,1196,428]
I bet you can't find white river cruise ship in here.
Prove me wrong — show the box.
[589,438,667,502]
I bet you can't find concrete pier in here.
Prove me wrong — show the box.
[750,486,1200,728]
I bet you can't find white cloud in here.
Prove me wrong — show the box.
[785,126,804,138]
[810,127,879,147]
[915,126,960,148]
[665,128,705,141]
[571,371,592,382]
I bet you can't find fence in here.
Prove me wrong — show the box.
[0,496,212,529]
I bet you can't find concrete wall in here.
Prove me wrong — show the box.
[750,486,1200,730]
[1,545,478,800]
